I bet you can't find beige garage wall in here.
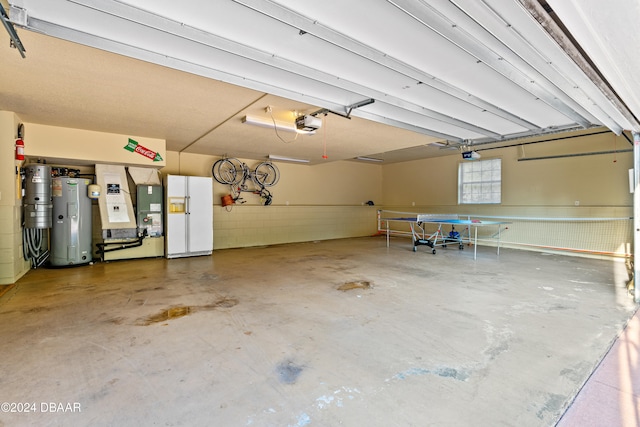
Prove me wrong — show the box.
[164,152,382,249]
[23,123,166,167]
[164,152,382,206]
[0,111,31,284]
[382,130,633,218]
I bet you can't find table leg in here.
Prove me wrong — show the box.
[386,221,390,248]
[474,226,477,260]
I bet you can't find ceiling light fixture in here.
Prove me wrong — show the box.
[355,156,384,162]
[242,114,297,133]
[268,154,310,163]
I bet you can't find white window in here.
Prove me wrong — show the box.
[458,158,501,204]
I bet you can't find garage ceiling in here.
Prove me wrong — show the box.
[1,0,639,165]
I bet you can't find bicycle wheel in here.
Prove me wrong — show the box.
[212,158,243,185]
[252,161,280,187]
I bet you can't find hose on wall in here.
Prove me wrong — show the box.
[22,228,49,268]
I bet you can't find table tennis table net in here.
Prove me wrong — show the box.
[416,214,460,222]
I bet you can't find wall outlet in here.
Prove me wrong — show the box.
[574,200,580,206]
[411,201,415,206]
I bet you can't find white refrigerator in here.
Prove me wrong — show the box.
[165,175,213,258]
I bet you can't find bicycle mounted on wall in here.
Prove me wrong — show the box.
[212,157,280,206]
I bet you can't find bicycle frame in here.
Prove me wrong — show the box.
[212,157,279,205]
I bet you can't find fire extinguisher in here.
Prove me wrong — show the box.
[15,138,24,161]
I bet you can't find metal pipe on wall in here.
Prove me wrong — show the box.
[517,149,632,162]
[634,132,640,303]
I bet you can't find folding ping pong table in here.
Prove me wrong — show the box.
[382,213,510,260]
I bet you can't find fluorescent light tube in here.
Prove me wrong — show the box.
[268,154,310,163]
[355,156,384,162]
[242,115,297,133]
[243,114,316,135]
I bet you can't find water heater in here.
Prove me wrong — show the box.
[50,177,93,266]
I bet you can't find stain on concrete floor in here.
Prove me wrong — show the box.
[137,297,239,325]
[337,280,372,291]
[392,366,471,382]
[276,360,305,384]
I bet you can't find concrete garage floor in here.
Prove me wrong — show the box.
[0,236,637,426]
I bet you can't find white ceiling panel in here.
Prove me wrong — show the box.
[399,84,528,136]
